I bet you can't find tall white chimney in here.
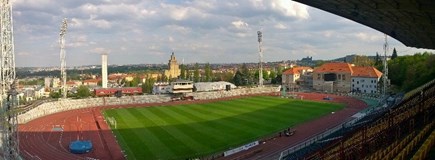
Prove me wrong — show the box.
[102,53,108,88]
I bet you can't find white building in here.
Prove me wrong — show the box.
[52,78,60,88]
[152,82,171,94]
[44,77,52,89]
[351,66,383,94]
[194,81,237,92]
[171,80,194,94]
[34,86,47,99]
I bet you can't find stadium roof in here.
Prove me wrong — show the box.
[294,0,435,49]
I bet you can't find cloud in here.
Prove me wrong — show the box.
[90,47,111,54]
[232,20,249,30]
[69,17,112,29]
[355,32,383,42]
[270,0,309,19]
[11,0,432,67]
[168,36,174,42]
[66,34,89,48]
[274,23,287,29]
[160,3,206,21]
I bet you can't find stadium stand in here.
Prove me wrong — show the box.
[17,87,279,124]
[279,79,435,159]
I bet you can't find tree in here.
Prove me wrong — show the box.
[180,64,186,80]
[49,90,61,99]
[263,69,269,81]
[254,70,259,82]
[269,70,276,81]
[374,52,382,70]
[241,63,252,85]
[241,63,250,76]
[215,72,234,82]
[351,55,374,66]
[162,75,168,82]
[142,77,156,94]
[194,63,200,82]
[127,76,140,87]
[315,60,326,67]
[205,63,212,82]
[273,73,282,84]
[186,69,192,81]
[388,52,435,92]
[276,66,284,74]
[391,48,398,60]
[232,70,245,86]
[76,85,91,98]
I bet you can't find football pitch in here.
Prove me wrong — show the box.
[103,96,344,159]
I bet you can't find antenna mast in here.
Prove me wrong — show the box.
[382,34,389,97]
[60,18,67,98]
[1,0,20,159]
[257,31,263,87]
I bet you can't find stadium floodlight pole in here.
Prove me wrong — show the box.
[1,0,20,159]
[257,31,263,87]
[382,34,389,98]
[59,18,68,99]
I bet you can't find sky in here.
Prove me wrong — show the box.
[12,0,433,67]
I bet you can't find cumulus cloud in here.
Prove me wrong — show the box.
[160,3,206,21]
[232,20,249,30]
[11,0,426,67]
[355,32,383,42]
[270,0,309,19]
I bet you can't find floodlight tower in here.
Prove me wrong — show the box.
[382,34,389,97]
[1,0,20,159]
[59,18,67,98]
[257,31,263,87]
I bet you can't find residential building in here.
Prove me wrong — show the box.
[282,66,313,90]
[83,79,100,87]
[52,78,60,88]
[313,62,353,93]
[34,86,46,99]
[44,77,51,89]
[351,66,383,94]
[313,62,383,93]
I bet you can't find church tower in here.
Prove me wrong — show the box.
[164,52,181,79]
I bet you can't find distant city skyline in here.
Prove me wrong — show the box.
[14,0,433,67]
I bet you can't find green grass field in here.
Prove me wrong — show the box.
[103,96,344,159]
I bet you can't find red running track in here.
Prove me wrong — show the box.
[19,93,367,160]
[218,93,368,160]
[19,107,125,160]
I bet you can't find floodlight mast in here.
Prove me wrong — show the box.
[257,31,263,87]
[0,0,20,159]
[382,34,389,97]
[60,18,67,99]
